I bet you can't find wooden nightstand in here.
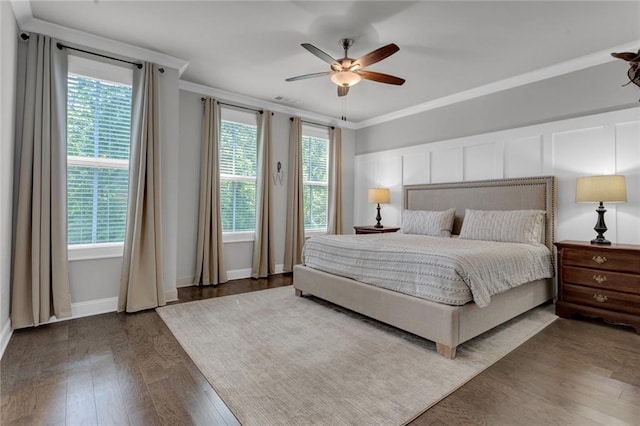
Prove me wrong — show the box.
[353,226,401,235]
[555,240,640,333]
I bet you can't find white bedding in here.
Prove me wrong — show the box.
[302,234,554,308]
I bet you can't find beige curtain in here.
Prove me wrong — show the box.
[327,127,343,235]
[252,111,275,278]
[11,34,72,327]
[283,117,305,271]
[194,98,227,285]
[118,62,165,313]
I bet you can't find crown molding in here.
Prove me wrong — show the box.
[353,39,640,130]
[179,80,358,130]
[11,0,637,130]
[10,0,32,27]
[9,0,189,75]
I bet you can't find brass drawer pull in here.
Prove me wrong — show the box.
[592,275,607,284]
[592,256,607,264]
[593,294,608,303]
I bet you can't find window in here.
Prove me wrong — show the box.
[66,56,133,259]
[219,108,258,239]
[302,125,329,232]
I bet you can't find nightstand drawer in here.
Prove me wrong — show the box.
[563,284,640,316]
[562,249,640,274]
[562,266,640,295]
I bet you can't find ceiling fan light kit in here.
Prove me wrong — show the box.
[286,38,405,97]
[330,70,361,87]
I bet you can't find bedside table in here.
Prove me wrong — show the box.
[354,226,401,235]
[555,240,640,333]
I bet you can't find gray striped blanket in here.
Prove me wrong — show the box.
[302,233,553,308]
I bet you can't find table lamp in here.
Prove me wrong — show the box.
[368,188,390,228]
[575,175,627,245]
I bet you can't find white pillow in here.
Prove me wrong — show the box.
[401,209,456,238]
[458,209,546,245]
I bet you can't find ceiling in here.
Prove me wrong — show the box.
[27,1,640,123]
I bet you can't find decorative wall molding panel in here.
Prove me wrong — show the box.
[355,107,640,245]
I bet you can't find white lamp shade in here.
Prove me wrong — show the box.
[330,71,362,87]
[368,188,390,204]
[576,175,627,203]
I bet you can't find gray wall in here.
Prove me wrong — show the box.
[177,89,355,282]
[356,61,640,155]
[0,1,18,339]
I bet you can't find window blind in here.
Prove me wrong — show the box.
[67,73,132,245]
[219,113,258,233]
[301,127,329,230]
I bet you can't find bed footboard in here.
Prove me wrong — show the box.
[293,265,552,359]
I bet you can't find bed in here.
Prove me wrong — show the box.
[293,176,556,359]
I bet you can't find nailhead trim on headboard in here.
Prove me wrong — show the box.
[403,176,557,252]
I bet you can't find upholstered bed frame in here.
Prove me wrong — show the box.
[293,176,557,358]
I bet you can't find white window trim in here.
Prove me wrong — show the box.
[305,228,327,237]
[66,156,130,255]
[219,109,258,234]
[68,155,128,170]
[302,123,330,140]
[302,181,328,231]
[220,174,256,183]
[66,58,133,260]
[220,173,258,235]
[303,180,327,187]
[222,231,256,243]
[69,54,133,86]
[68,242,124,261]
[301,122,329,231]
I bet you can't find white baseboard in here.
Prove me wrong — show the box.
[70,297,118,319]
[227,267,253,281]
[165,289,178,303]
[0,318,13,360]
[179,269,254,284]
[49,290,177,324]
[1,266,291,352]
[227,264,287,280]
[3,298,122,357]
[181,265,287,285]
[176,276,194,288]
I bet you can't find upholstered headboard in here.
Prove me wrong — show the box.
[403,176,557,251]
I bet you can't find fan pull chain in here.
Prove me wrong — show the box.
[341,96,347,121]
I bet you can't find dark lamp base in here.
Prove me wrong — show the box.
[590,202,611,245]
[374,203,383,228]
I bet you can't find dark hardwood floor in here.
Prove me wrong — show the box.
[1,274,639,425]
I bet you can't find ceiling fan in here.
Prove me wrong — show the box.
[286,38,405,97]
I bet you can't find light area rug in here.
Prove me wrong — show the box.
[157,286,556,425]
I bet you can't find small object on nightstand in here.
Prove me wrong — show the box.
[354,225,400,235]
[555,240,640,334]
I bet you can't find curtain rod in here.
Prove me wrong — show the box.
[20,33,164,73]
[290,117,335,130]
[200,97,263,114]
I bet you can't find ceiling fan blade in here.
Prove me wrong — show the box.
[301,43,341,68]
[358,70,405,85]
[286,71,331,82]
[611,51,640,62]
[337,86,349,97]
[353,43,400,69]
